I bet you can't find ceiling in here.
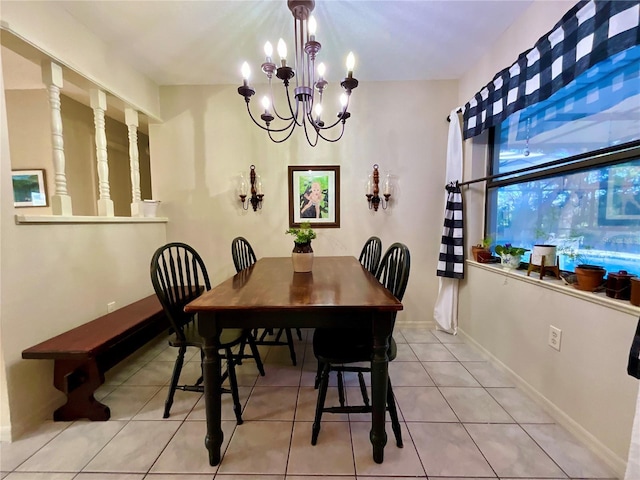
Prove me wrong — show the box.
[46,0,534,86]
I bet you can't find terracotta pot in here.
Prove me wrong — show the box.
[574,265,606,292]
[471,246,489,262]
[292,241,313,273]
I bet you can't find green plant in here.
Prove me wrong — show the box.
[285,221,317,244]
[480,236,492,249]
[494,243,529,256]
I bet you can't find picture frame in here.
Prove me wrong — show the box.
[288,165,340,228]
[598,164,640,226]
[12,169,48,207]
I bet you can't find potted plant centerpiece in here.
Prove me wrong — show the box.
[494,243,529,270]
[472,237,493,262]
[286,221,317,273]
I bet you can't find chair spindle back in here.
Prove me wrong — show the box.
[231,237,257,273]
[358,236,382,275]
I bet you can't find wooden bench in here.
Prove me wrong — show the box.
[22,294,169,422]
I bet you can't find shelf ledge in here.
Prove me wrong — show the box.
[15,214,169,225]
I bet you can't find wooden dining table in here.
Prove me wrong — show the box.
[185,255,403,466]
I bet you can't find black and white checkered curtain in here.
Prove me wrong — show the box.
[462,0,640,139]
[436,182,464,279]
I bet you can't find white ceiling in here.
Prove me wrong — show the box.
[49,0,535,86]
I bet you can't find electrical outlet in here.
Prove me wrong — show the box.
[548,325,562,351]
[107,301,116,313]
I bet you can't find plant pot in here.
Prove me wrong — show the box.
[500,254,522,270]
[477,250,495,263]
[292,241,313,273]
[630,277,640,306]
[574,265,606,292]
[606,270,637,300]
[472,246,490,262]
[531,244,557,266]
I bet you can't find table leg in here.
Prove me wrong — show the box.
[370,314,392,463]
[201,325,223,466]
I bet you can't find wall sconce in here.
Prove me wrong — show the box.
[239,165,264,211]
[365,164,391,211]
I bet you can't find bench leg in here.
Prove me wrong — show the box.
[52,359,110,421]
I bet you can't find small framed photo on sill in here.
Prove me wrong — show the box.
[12,169,48,207]
[288,165,340,228]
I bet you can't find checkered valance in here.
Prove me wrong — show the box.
[462,0,640,140]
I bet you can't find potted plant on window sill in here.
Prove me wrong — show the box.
[286,221,317,273]
[472,237,494,263]
[494,243,529,270]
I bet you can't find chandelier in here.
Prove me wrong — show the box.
[237,0,359,147]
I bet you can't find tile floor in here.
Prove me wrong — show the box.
[0,328,619,479]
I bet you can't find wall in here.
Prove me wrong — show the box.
[149,80,458,325]
[456,0,638,475]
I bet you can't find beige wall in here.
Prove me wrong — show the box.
[150,80,458,321]
[457,0,638,476]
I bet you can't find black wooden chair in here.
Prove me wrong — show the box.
[232,236,301,365]
[359,236,382,274]
[311,242,411,447]
[150,242,264,421]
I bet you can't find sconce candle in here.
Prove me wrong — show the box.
[366,164,391,211]
[239,165,264,211]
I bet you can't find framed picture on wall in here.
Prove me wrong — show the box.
[598,164,640,225]
[288,165,340,228]
[12,169,48,207]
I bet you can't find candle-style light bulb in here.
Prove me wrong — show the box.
[346,52,355,77]
[239,173,248,196]
[277,38,287,66]
[365,175,373,195]
[340,93,348,108]
[314,103,323,120]
[308,16,317,40]
[317,62,326,79]
[383,173,391,195]
[264,41,273,62]
[261,96,271,113]
[241,62,251,84]
[256,175,263,195]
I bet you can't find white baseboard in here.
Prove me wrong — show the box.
[458,328,627,478]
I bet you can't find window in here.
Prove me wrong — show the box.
[486,44,640,273]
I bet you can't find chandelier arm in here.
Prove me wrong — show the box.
[315,122,346,143]
[301,118,320,147]
[245,103,297,133]
[267,121,298,144]
[270,81,295,122]
[316,116,345,130]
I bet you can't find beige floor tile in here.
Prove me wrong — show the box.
[287,477,353,480]
[350,421,425,477]
[75,474,145,479]
[444,343,486,361]
[143,476,212,480]
[393,386,457,422]
[465,423,566,478]
[388,361,433,386]
[487,387,555,423]
[410,343,458,361]
[102,385,163,420]
[17,421,126,472]
[286,421,355,475]
[149,420,234,474]
[242,386,298,421]
[295,386,346,421]
[122,361,175,386]
[104,362,146,385]
[215,475,283,480]
[187,386,252,421]
[132,386,201,421]
[0,422,70,471]
[82,421,180,473]
[407,422,495,477]
[393,342,419,361]
[398,329,440,343]
[217,421,292,474]
[3,474,76,480]
[462,361,515,387]
[422,361,481,387]
[440,387,514,423]
[430,329,467,343]
[523,424,617,478]
[254,363,302,387]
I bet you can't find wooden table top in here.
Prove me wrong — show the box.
[185,256,403,313]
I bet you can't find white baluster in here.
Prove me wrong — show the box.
[41,61,72,215]
[125,108,143,217]
[90,89,114,216]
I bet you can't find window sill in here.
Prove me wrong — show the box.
[468,260,640,316]
[15,214,169,225]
